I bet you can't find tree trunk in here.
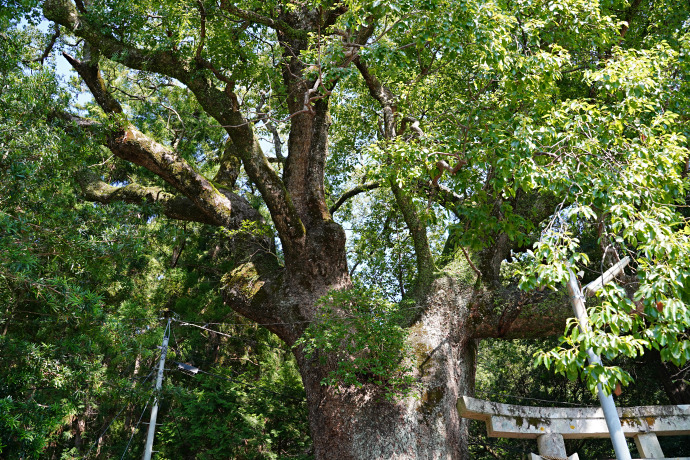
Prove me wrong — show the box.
[221,219,569,460]
[300,343,477,459]
[295,279,478,460]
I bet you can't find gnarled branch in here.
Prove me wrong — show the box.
[44,0,304,241]
[61,52,239,228]
[329,181,380,215]
[77,171,263,228]
[78,172,213,225]
[62,52,123,114]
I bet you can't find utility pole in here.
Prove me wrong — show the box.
[566,257,632,460]
[143,317,171,460]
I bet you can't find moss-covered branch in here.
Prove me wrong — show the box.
[77,172,219,225]
[78,172,264,228]
[44,0,304,241]
[468,285,571,339]
[62,52,123,114]
[389,179,437,291]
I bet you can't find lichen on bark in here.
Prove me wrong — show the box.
[43,0,79,30]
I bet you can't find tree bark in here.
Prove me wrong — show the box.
[223,264,571,459]
[297,278,478,460]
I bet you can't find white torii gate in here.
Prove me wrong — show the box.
[458,396,690,460]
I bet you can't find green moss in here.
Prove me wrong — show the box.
[441,254,478,285]
[417,387,445,415]
[222,262,263,298]
[43,0,78,29]
[409,324,433,368]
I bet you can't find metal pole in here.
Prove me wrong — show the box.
[143,318,171,460]
[566,269,631,460]
[583,257,631,298]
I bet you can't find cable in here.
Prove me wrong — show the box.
[171,322,292,357]
[176,320,261,338]
[83,404,127,459]
[120,396,152,460]
[169,325,187,363]
[174,302,426,329]
[166,401,186,446]
[479,391,598,408]
[172,360,305,403]
[84,363,159,459]
[166,321,304,401]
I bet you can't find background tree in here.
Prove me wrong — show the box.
[0,22,308,458]
[2,0,689,458]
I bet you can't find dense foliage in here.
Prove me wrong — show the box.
[1,0,689,458]
[296,285,417,400]
[0,25,308,458]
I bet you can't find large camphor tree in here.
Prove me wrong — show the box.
[12,0,690,457]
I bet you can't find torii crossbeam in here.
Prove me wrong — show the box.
[458,396,690,459]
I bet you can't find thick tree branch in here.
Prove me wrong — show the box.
[219,1,307,40]
[44,0,304,241]
[62,52,123,113]
[353,57,396,136]
[468,285,571,339]
[76,172,263,226]
[213,139,242,189]
[83,174,262,227]
[57,112,265,230]
[355,56,436,288]
[107,127,243,227]
[195,0,206,61]
[329,181,380,215]
[61,52,241,229]
[390,179,437,289]
[221,261,298,342]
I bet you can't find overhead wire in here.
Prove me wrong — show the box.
[171,320,293,357]
[119,395,153,460]
[165,402,186,448]
[168,322,305,402]
[161,325,195,447]
[479,391,599,408]
[172,359,305,402]
[173,301,427,329]
[83,361,159,459]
